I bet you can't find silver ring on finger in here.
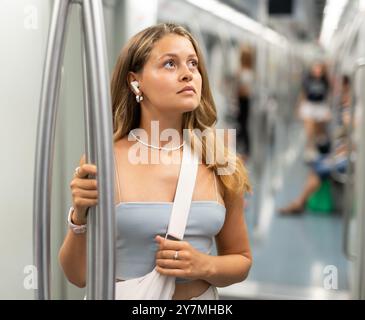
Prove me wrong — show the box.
[173,250,179,260]
[74,166,81,178]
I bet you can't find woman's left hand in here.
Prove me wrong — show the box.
[154,235,211,280]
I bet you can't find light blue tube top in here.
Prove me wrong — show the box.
[115,201,226,283]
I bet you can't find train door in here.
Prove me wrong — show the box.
[344,14,365,299]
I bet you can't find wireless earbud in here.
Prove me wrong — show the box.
[130,81,140,94]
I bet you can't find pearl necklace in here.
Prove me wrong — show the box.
[130,131,185,151]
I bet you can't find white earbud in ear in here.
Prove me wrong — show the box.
[131,80,143,103]
[130,81,140,94]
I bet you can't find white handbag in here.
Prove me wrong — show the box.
[115,143,199,300]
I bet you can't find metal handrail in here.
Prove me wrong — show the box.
[33,0,71,300]
[342,58,365,261]
[82,0,115,300]
[33,0,115,300]
[80,6,98,300]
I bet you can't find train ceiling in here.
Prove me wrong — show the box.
[218,0,327,42]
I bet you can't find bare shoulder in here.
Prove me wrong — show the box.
[196,164,225,206]
[114,135,133,152]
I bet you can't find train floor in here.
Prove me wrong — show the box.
[217,121,351,299]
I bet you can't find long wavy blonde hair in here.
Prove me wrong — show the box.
[111,23,251,195]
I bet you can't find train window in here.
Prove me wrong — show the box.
[268,0,293,15]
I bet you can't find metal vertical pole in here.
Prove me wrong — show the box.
[79,5,98,300]
[33,0,72,300]
[252,0,268,230]
[34,0,115,300]
[342,60,365,261]
[82,0,116,300]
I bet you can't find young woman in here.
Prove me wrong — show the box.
[59,23,252,300]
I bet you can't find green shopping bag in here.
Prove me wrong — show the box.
[306,178,334,214]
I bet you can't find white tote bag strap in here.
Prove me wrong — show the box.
[165,142,199,240]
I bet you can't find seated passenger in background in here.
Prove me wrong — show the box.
[278,142,348,215]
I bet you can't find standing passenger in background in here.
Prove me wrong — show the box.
[297,62,331,161]
[338,75,351,126]
[236,46,255,160]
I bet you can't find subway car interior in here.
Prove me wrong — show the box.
[1,0,365,300]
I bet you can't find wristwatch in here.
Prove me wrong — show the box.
[67,206,87,234]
